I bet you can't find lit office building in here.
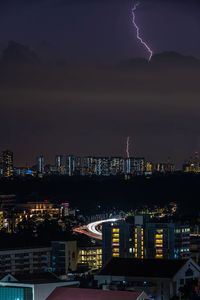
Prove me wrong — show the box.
[78,247,102,270]
[134,215,145,259]
[174,225,190,259]
[132,215,190,260]
[2,150,13,177]
[102,221,131,265]
[37,155,44,174]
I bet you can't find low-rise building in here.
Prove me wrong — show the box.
[0,272,79,300]
[94,258,200,300]
[78,247,102,270]
[0,247,51,276]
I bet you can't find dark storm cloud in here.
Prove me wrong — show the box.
[0,0,199,167]
[0,40,200,167]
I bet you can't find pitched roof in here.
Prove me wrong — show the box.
[4,272,63,284]
[97,258,187,278]
[46,287,143,300]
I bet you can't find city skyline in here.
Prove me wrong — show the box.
[0,0,199,167]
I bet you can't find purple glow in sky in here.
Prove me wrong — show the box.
[131,2,153,61]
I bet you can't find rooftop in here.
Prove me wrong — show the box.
[1,272,63,284]
[46,287,145,300]
[97,258,187,278]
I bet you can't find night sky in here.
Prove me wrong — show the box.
[0,0,200,167]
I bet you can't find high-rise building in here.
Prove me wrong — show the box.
[125,157,145,175]
[95,157,110,176]
[145,161,154,174]
[145,222,175,259]
[37,155,44,174]
[132,215,190,260]
[134,215,145,259]
[102,221,131,265]
[110,157,125,175]
[55,155,65,174]
[66,155,76,176]
[56,155,63,169]
[2,150,13,177]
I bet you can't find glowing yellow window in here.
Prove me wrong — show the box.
[155,254,163,259]
[155,234,163,239]
[135,228,137,232]
[135,254,137,258]
[113,253,120,257]
[113,234,119,238]
[112,248,119,252]
[113,238,119,243]
[135,234,137,238]
[155,239,163,244]
[112,228,119,233]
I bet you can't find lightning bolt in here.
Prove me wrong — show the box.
[131,2,153,61]
[126,136,130,158]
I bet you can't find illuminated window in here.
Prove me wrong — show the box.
[113,253,120,257]
[155,239,163,244]
[113,234,119,238]
[155,234,163,239]
[112,238,119,243]
[155,254,163,259]
[112,248,119,252]
[135,234,137,238]
[112,228,119,233]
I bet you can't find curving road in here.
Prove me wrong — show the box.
[73,218,119,240]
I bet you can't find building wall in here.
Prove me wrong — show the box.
[102,222,130,265]
[0,247,51,275]
[78,247,102,270]
[51,241,78,275]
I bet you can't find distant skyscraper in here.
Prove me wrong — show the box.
[55,155,65,174]
[37,155,44,174]
[110,157,125,175]
[66,155,76,176]
[2,150,13,177]
[55,155,63,169]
